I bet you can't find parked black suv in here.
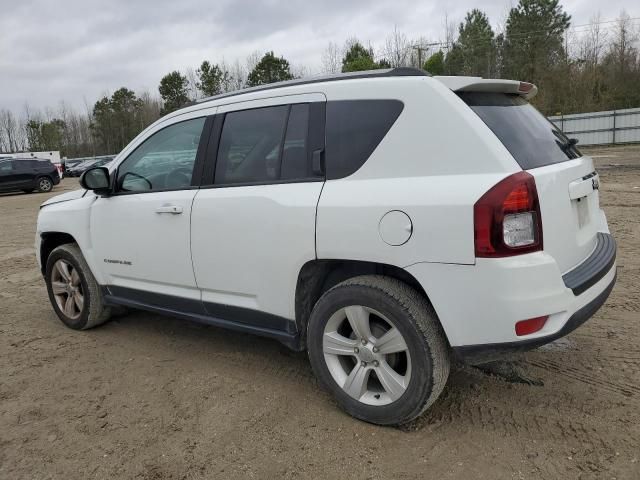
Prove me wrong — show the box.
[0,158,60,194]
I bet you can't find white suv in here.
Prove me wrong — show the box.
[36,68,616,425]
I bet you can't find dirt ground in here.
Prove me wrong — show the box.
[1,146,639,480]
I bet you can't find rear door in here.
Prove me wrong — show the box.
[459,92,605,273]
[13,160,36,188]
[190,94,326,323]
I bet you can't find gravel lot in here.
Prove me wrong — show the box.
[1,146,639,479]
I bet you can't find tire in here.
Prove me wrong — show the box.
[307,275,450,426]
[45,243,111,330]
[36,176,53,193]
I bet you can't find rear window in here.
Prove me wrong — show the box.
[325,100,403,179]
[458,92,581,169]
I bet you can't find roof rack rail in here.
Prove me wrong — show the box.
[196,67,430,104]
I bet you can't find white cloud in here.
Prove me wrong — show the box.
[0,0,636,113]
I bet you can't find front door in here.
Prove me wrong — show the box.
[0,160,17,191]
[90,115,209,304]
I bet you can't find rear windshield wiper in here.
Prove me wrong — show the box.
[553,130,580,158]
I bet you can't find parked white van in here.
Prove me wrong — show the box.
[36,68,616,425]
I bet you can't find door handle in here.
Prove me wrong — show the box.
[155,205,183,214]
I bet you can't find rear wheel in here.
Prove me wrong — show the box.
[36,176,53,192]
[45,243,111,330]
[307,275,450,425]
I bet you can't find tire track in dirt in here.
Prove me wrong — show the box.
[528,359,640,397]
[0,248,34,262]
[207,349,316,385]
[415,383,637,451]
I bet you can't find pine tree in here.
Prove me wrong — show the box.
[247,52,294,86]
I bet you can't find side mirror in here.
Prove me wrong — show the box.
[80,167,111,194]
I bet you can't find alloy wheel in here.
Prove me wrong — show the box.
[51,259,84,320]
[39,178,52,191]
[323,305,411,406]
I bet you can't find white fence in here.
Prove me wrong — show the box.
[549,108,640,146]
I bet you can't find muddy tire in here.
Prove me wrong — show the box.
[45,243,111,330]
[307,275,450,426]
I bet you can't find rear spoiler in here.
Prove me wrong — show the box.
[434,76,538,100]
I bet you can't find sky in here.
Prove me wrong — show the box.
[0,0,637,115]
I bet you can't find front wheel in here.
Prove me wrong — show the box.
[45,243,111,330]
[307,275,450,426]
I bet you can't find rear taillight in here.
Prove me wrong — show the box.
[474,172,542,257]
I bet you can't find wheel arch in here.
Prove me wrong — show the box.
[39,232,77,275]
[294,259,440,348]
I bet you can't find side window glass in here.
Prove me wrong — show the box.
[325,100,403,179]
[0,161,13,173]
[117,117,206,193]
[280,104,310,180]
[215,106,288,185]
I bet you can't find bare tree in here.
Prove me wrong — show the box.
[0,110,19,152]
[290,63,309,79]
[384,26,411,67]
[246,51,262,76]
[321,41,341,74]
[185,67,200,100]
[609,11,639,76]
[138,91,162,129]
[227,59,247,91]
[580,13,606,66]
[443,12,457,50]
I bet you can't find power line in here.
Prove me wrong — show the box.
[371,16,640,61]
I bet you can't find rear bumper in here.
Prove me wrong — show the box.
[405,232,617,364]
[562,232,615,295]
[453,272,616,364]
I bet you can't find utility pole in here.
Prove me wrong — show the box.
[412,43,442,69]
[412,45,427,68]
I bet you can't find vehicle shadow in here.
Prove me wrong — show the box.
[0,190,39,198]
[101,308,539,431]
[106,307,315,379]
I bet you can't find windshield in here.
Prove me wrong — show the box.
[458,92,581,169]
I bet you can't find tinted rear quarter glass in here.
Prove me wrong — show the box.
[325,100,404,179]
[458,92,581,170]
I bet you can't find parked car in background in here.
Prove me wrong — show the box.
[63,159,84,172]
[0,158,60,193]
[65,159,97,177]
[35,68,616,425]
[66,157,114,177]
